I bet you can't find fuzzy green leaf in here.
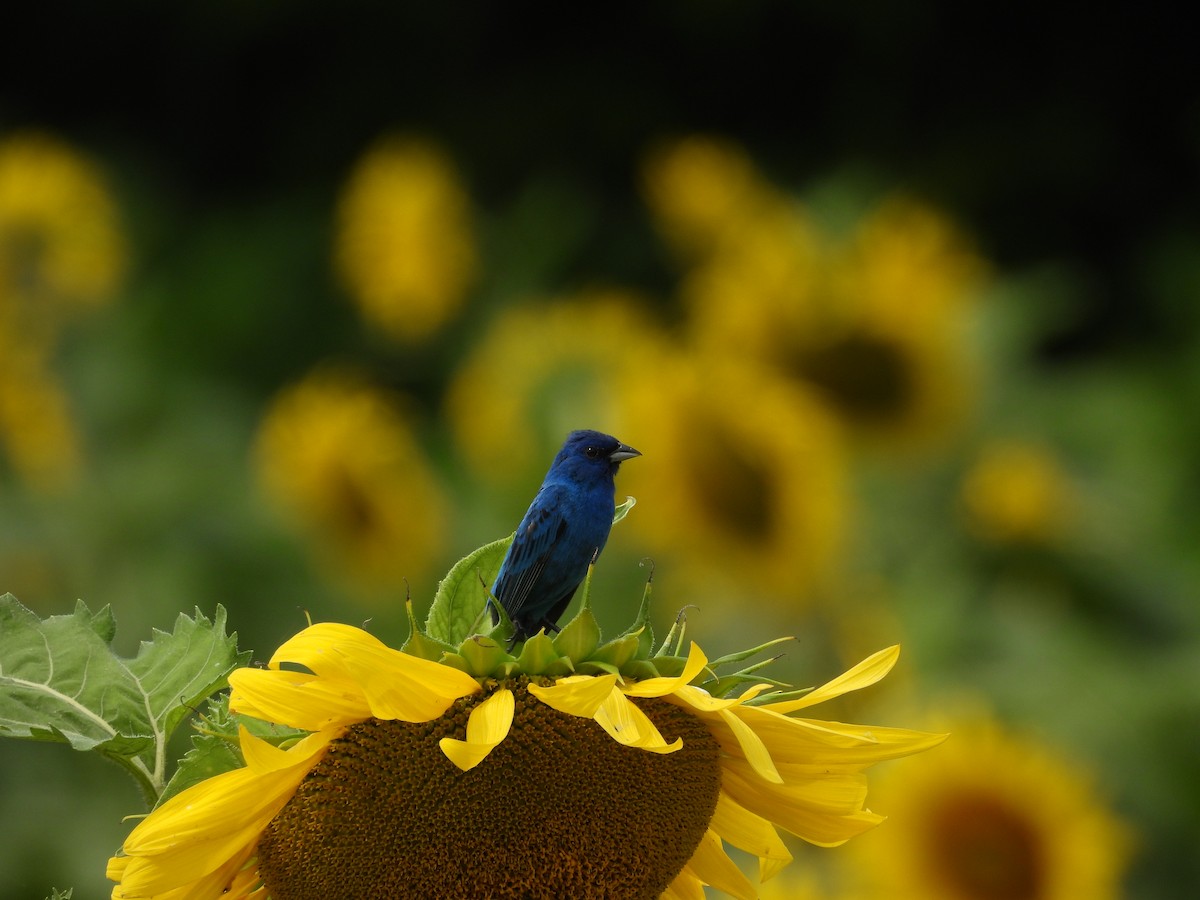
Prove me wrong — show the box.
[427,535,512,645]
[0,594,248,802]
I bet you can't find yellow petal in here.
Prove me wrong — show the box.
[267,621,387,671]
[332,642,482,721]
[115,730,332,896]
[621,641,708,698]
[682,829,758,900]
[660,866,707,900]
[709,791,793,882]
[266,621,482,721]
[662,683,749,713]
[718,707,782,783]
[229,668,371,730]
[732,706,948,767]
[720,764,884,847]
[594,689,682,753]
[763,645,900,713]
[528,673,619,717]
[438,688,515,771]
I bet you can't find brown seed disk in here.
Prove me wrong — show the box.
[257,682,722,899]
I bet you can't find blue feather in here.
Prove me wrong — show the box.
[489,429,640,643]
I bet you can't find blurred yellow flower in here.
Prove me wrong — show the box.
[621,355,849,599]
[444,290,670,487]
[0,349,81,490]
[646,137,986,452]
[843,711,1132,900]
[333,135,476,341]
[254,369,447,594]
[0,130,125,325]
[756,867,841,900]
[960,440,1076,544]
[0,131,124,491]
[642,135,778,257]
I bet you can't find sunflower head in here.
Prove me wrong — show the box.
[108,512,945,900]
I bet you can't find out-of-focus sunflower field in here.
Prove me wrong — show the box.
[2,3,1197,898]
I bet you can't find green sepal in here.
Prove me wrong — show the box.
[743,686,816,707]
[621,659,663,680]
[589,631,642,671]
[612,495,637,524]
[540,656,576,677]
[707,637,794,669]
[620,569,655,658]
[576,660,621,676]
[402,599,456,661]
[457,634,515,678]
[45,889,72,900]
[515,632,561,675]
[645,654,688,679]
[706,672,792,698]
[552,604,601,660]
[437,653,471,674]
[655,606,694,658]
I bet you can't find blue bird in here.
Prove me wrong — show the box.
[489,430,641,644]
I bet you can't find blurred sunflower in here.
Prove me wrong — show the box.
[0,130,124,489]
[108,623,943,899]
[842,710,1132,900]
[254,369,447,594]
[960,440,1076,544]
[333,135,476,341]
[0,348,81,489]
[642,135,783,259]
[0,130,125,327]
[645,138,986,452]
[622,355,850,599]
[444,290,670,487]
[755,866,839,900]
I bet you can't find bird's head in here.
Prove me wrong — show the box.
[555,429,641,481]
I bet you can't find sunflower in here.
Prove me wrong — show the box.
[444,289,671,488]
[333,134,476,341]
[0,130,125,321]
[107,542,944,899]
[0,348,81,489]
[620,353,850,600]
[959,440,1076,545]
[646,137,986,452]
[841,710,1131,900]
[254,368,448,595]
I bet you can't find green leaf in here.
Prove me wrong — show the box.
[156,693,242,807]
[427,535,512,645]
[0,594,248,803]
[44,889,72,900]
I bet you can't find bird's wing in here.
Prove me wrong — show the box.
[494,487,570,623]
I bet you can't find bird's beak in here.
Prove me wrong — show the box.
[609,442,642,463]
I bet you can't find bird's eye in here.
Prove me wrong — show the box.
[584,446,602,460]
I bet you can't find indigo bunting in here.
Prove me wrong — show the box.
[489,430,641,643]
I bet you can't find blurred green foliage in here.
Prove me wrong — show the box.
[2,2,1197,898]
